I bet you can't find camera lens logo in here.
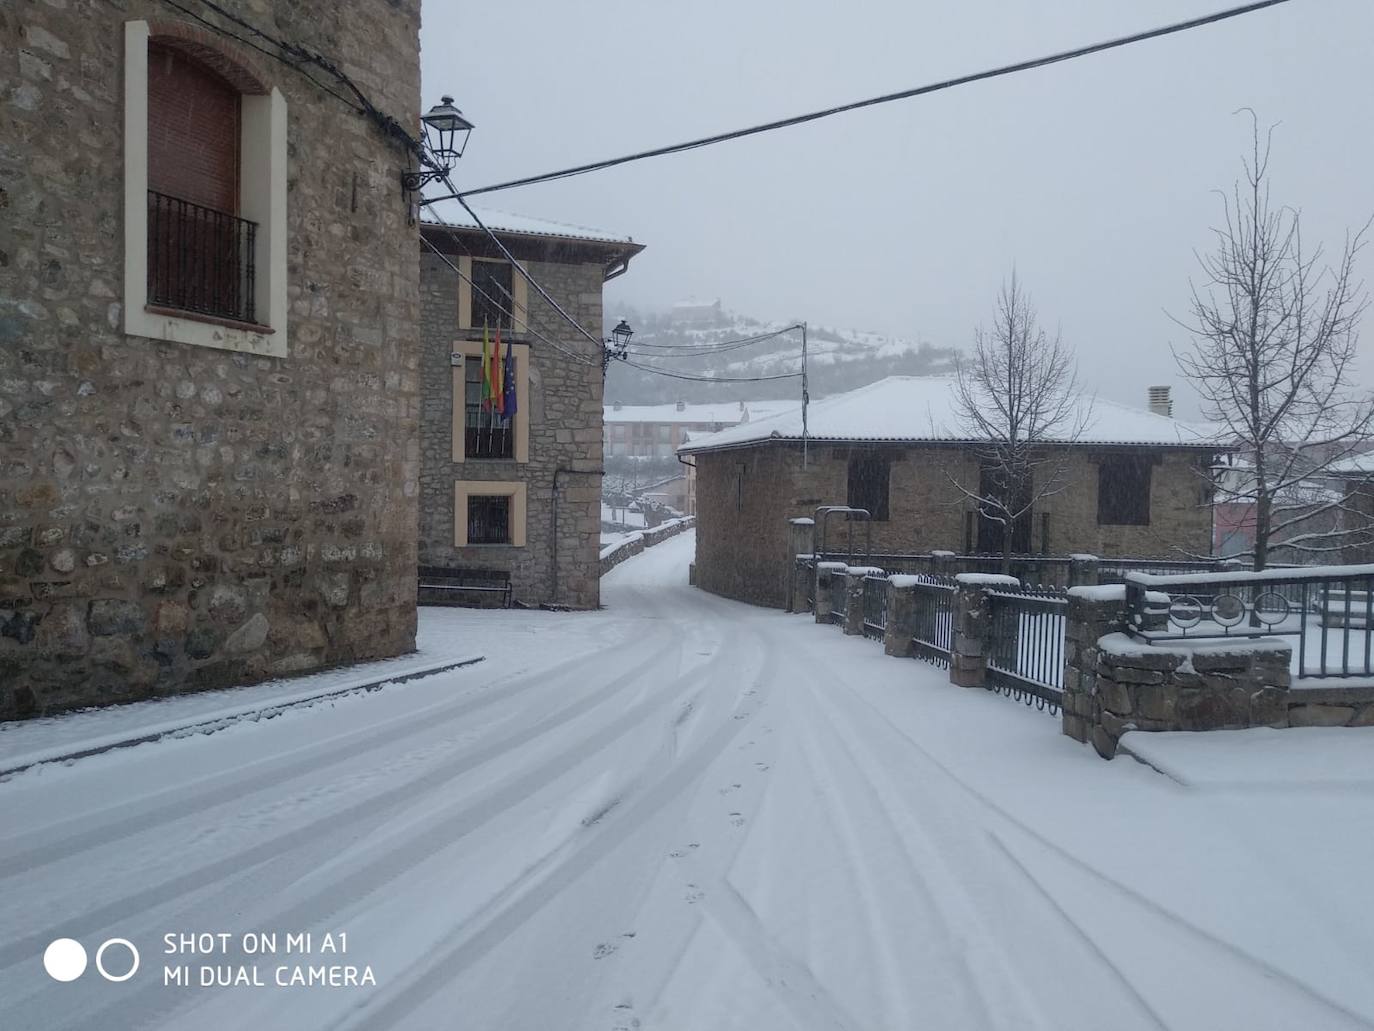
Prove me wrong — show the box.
[44,938,140,983]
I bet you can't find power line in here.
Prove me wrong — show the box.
[157,0,434,169]
[629,325,803,355]
[447,0,1293,200]
[419,233,599,368]
[620,360,803,384]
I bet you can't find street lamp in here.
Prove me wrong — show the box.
[401,96,474,193]
[602,318,634,375]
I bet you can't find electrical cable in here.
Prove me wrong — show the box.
[620,360,802,383]
[448,0,1294,200]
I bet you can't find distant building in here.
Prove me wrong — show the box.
[418,211,644,608]
[603,400,798,514]
[680,378,1220,608]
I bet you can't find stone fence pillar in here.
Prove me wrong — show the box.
[949,573,1019,688]
[843,566,884,637]
[814,562,846,625]
[1062,586,1129,746]
[884,578,917,657]
[786,517,815,614]
[1068,554,1100,588]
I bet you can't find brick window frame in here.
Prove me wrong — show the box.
[449,339,530,463]
[122,20,289,357]
[453,481,527,547]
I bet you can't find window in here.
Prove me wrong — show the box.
[454,481,527,546]
[467,495,511,545]
[847,453,890,521]
[1098,455,1153,525]
[123,21,288,356]
[471,260,514,332]
[457,257,526,332]
[464,356,513,459]
[658,425,671,443]
[449,340,528,463]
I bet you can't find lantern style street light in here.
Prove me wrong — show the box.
[603,319,634,375]
[402,96,474,193]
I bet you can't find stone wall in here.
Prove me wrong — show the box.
[417,248,606,609]
[597,517,694,577]
[1063,587,1374,758]
[694,441,1213,610]
[0,1,422,718]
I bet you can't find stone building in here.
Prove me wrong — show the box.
[1,2,423,717]
[418,211,644,609]
[681,377,1220,608]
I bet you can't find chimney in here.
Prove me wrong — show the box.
[675,400,685,412]
[1147,386,1173,418]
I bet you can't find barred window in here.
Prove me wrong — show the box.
[464,356,513,459]
[467,495,511,545]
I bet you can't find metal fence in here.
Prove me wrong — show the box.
[147,190,258,324]
[826,569,848,625]
[1124,566,1374,680]
[796,555,816,613]
[862,574,888,639]
[986,585,1068,712]
[911,577,956,668]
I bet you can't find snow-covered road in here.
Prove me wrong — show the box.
[3,531,1373,1030]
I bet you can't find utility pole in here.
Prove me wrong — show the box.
[801,321,810,470]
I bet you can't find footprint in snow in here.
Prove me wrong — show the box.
[668,843,700,859]
[684,884,706,904]
[593,942,618,960]
[729,812,745,827]
[754,762,770,772]
[717,783,741,795]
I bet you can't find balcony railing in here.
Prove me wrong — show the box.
[147,190,257,324]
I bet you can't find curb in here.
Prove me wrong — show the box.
[0,655,485,780]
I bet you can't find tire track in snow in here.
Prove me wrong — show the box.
[0,631,665,879]
[0,621,704,978]
[333,633,777,1030]
[60,624,757,1031]
[822,668,1374,1030]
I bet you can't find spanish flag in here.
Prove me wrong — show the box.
[492,326,505,416]
[480,322,494,412]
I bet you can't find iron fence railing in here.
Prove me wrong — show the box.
[797,555,817,613]
[147,190,258,324]
[910,577,956,668]
[827,568,848,625]
[862,574,888,639]
[1124,565,1374,680]
[986,585,1068,712]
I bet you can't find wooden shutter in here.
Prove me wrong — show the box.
[147,43,241,213]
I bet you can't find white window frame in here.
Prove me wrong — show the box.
[449,340,530,463]
[123,20,288,357]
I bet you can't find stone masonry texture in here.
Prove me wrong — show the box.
[694,442,1214,609]
[0,1,422,717]
[418,243,610,610]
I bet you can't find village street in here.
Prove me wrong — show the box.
[1,532,1372,1031]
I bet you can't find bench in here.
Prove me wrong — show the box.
[417,566,512,608]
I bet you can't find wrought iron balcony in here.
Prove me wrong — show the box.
[147,190,257,325]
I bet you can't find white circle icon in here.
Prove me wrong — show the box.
[43,938,88,982]
[95,938,140,982]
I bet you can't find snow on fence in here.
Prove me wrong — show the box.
[1124,563,1374,680]
[908,577,956,668]
[986,585,1069,713]
[862,574,888,638]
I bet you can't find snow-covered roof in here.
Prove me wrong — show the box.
[604,401,797,425]
[422,202,636,247]
[678,376,1218,454]
[1325,451,1374,477]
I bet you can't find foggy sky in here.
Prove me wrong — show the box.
[419,0,1374,416]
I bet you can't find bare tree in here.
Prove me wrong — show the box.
[951,272,1089,573]
[1174,112,1373,570]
